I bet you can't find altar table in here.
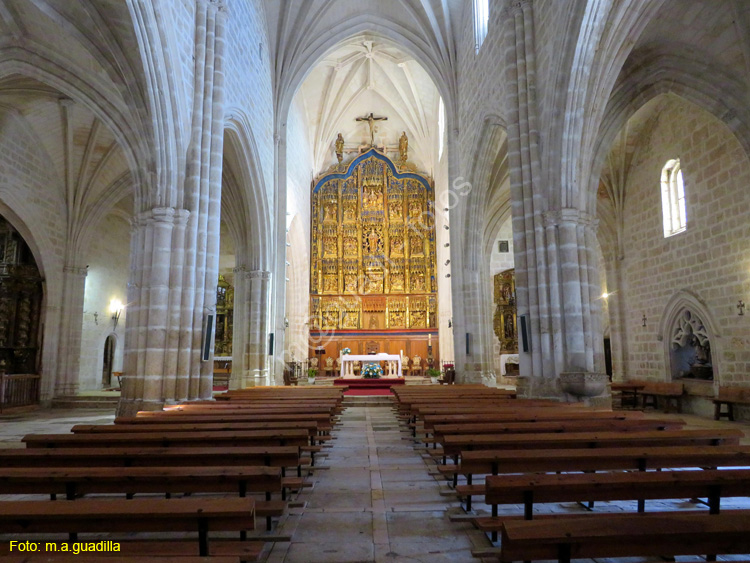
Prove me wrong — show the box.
[340,354,402,378]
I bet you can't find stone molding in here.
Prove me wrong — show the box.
[62,265,88,277]
[543,208,598,229]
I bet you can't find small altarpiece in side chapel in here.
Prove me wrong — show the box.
[309,145,438,364]
[494,269,518,375]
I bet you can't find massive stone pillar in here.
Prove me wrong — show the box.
[117,0,227,416]
[54,265,87,396]
[230,268,271,389]
[504,0,606,399]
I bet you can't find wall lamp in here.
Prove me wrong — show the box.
[739,300,745,316]
[110,299,124,330]
[641,313,647,328]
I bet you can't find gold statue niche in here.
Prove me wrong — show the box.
[310,146,437,331]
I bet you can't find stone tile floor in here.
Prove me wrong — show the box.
[2,404,750,561]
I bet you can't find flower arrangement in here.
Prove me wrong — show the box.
[361,363,383,379]
[341,347,351,355]
[442,363,454,371]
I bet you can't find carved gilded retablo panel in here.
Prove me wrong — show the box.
[310,148,437,330]
[493,269,518,353]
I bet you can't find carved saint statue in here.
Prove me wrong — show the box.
[367,228,380,254]
[389,201,403,220]
[335,133,344,163]
[399,131,408,162]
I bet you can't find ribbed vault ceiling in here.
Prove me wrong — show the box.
[297,35,441,175]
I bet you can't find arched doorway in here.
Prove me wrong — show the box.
[0,214,43,375]
[101,334,116,387]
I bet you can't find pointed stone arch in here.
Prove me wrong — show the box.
[657,290,722,383]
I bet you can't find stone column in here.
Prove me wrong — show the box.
[232,269,271,389]
[54,265,87,396]
[504,0,554,396]
[248,270,272,387]
[118,207,178,416]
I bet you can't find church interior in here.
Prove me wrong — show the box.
[2,0,750,561]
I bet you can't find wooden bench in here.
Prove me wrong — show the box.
[449,444,750,512]
[0,446,305,479]
[0,498,255,557]
[1,557,241,563]
[71,421,329,445]
[496,512,750,562]
[22,429,311,450]
[714,385,750,420]
[0,465,286,531]
[639,381,684,412]
[477,468,750,541]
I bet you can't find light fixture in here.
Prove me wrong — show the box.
[284,317,289,328]
[445,273,451,278]
[601,292,609,299]
[739,300,745,316]
[448,319,452,328]
[109,299,124,329]
[443,225,449,230]
[444,243,449,247]
[642,313,647,328]
[445,259,450,265]
[286,242,291,247]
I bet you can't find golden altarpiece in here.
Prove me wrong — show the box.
[309,148,439,367]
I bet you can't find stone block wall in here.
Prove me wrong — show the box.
[79,214,131,391]
[614,95,750,385]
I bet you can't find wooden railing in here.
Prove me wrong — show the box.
[0,373,41,412]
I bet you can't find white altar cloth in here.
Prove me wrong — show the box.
[340,353,402,378]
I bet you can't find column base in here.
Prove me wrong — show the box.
[116,397,165,418]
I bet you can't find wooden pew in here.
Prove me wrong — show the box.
[1,557,240,563]
[449,444,750,521]
[479,468,750,540]
[496,512,750,562]
[0,466,284,531]
[116,413,333,431]
[0,498,255,557]
[71,421,328,445]
[440,428,743,461]
[714,385,750,420]
[639,381,684,413]
[22,429,311,449]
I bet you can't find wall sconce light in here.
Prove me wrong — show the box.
[443,225,449,230]
[444,243,450,247]
[448,319,452,328]
[284,317,289,328]
[739,300,745,316]
[445,259,450,265]
[601,292,609,299]
[286,242,291,247]
[641,313,647,327]
[445,273,451,278]
[110,299,124,330]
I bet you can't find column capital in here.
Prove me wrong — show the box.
[503,0,532,17]
[63,265,88,277]
[543,208,598,229]
[233,267,271,281]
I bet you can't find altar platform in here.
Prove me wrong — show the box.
[333,378,405,390]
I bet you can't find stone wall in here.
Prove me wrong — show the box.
[612,95,750,387]
[79,214,131,390]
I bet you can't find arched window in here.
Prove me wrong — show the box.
[661,158,686,237]
[473,0,489,53]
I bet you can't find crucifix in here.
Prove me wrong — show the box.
[356,112,388,145]
[739,300,745,316]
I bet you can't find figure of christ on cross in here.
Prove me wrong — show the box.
[356,113,388,146]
